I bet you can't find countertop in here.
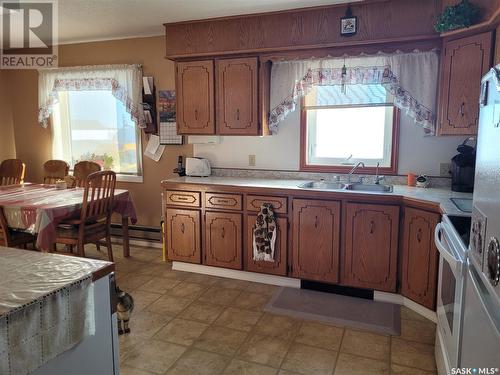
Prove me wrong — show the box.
[0,247,113,316]
[163,176,473,216]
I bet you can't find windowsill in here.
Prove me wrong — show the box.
[117,174,143,183]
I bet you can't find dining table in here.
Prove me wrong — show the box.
[0,183,137,256]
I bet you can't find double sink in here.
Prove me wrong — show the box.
[298,180,393,193]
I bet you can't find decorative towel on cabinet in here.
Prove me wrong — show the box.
[253,203,277,262]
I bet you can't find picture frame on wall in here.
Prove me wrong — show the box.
[340,15,357,36]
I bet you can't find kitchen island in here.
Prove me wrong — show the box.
[0,247,118,375]
[162,176,472,314]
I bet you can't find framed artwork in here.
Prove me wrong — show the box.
[340,15,357,36]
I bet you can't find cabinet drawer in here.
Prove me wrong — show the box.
[165,190,201,207]
[246,195,288,214]
[205,193,242,210]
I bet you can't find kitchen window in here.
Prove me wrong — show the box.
[51,90,143,182]
[301,84,399,174]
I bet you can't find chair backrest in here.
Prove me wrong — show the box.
[0,159,25,186]
[0,207,11,246]
[80,171,116,223]
[43,160,70,184]
[73,161,101,188]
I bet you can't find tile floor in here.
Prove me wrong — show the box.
[86,245,438,375]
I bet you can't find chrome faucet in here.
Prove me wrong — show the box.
[347,162,365,184]
[374,162,385,185]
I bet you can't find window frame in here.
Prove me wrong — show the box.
[299,97,400,175]
[51,90,144,183]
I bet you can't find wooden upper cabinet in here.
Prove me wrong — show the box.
[439,32,492,135]
[205,212,242,269]
[176,60,215,135]
[401,207,440,310]
[165,209,201,263]
[344,203,400,292]
[216,58,259,135]
[292,199,341,283]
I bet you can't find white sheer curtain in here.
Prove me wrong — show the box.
[38,64,145,128]
[269,51,440,134]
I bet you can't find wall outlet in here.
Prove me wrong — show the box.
[248,154,256,167]
[439,162,451,177]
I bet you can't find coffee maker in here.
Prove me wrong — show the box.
[450,138,476,193]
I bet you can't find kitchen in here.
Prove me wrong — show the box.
[0,0,499,374]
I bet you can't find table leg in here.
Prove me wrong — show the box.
[122,216,130,258]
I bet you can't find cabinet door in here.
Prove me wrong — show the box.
[292,199,341,283]
[246,215,287,276]
[205,212,242,269]
[176,60,215,134]
[165,209,201,263]
[216,58,259,135]
[439,32,492,135]
[344,203,399,292]
[401,207,440,310]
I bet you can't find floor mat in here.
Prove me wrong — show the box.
[265,287,401,335]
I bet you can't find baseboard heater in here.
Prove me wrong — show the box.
[301,280,374,300]
[110,224,162,242]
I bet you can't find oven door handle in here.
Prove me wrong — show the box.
[435,223,461,272]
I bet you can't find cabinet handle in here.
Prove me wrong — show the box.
[221,227,225,239]
[180,223,185,234]
[460,102,465,117]
[236,109,240,121]
[177,196,189,201]
[417,228,422,243]
[314,216,319,229]
[370,221,375,234]
[195,109,198,120]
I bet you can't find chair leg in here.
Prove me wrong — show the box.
[105,234,113,262]
[51,243,57,253]
[96,242,101,252]
[77,240,85,258]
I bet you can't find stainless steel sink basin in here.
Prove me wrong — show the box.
[298,181,346,190]
[345,183,393,193]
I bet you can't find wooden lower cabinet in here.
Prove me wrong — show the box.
[401,207,440,310]
[344,203,400,292]
[246,215,287,276]
[205,212,242,269]
[165,209,201,263]
[292,199,341,283]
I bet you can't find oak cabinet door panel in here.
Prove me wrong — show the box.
[292,199,341,283]
[205,212,242,269]
[344,203,400,292]
[166,209,201,263]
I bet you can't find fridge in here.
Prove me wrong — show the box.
[460,65,500,369]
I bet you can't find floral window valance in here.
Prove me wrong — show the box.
[269,51,440,135]
[38,64,145,128]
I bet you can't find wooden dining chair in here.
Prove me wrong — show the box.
[73,161,101,188]
[43,160,70,184]
[0,159,25,186]
[54,171,116,261]
[0,207,36,248]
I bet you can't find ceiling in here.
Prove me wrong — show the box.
[52,0,360,44]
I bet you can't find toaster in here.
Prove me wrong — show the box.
[185,157,211,177]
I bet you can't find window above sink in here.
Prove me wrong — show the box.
[300,84,400,175]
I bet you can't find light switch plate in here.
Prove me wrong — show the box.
[248,155,256,167]
[439,163,451,177]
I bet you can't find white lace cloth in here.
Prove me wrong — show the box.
[0,248,105,375]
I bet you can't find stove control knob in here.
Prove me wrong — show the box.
[487,237,500,286]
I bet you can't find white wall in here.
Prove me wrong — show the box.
[194,110,465,176]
